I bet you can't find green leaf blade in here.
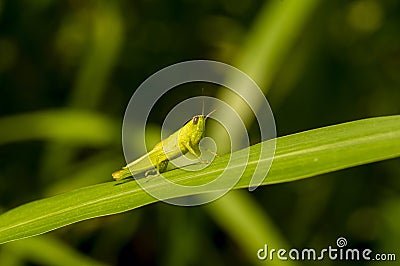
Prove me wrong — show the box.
[263,115,400,185]
[0,115,399,244]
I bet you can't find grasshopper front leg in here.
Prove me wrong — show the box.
[184,142,208,163]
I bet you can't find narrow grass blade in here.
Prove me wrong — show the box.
[0,115,399,244]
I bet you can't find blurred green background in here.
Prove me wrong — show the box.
[0,0,399,265]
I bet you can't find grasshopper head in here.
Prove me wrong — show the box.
[181,109,214,148]
[188,115,206,145]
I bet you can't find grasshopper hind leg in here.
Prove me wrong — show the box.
[158,160,169,173]
[144,160,169,178]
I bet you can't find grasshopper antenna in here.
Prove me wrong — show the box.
[201,88,205,116]
[205,109,216,120]
[201,88,217,119]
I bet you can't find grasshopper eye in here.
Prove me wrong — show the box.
[192,116,199,125]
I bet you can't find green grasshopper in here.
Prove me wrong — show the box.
[112,111,214,181]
